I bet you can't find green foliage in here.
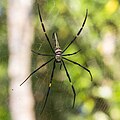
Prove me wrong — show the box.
[0,1,10,120]
[33,0,120,120]
[1,0,120,120]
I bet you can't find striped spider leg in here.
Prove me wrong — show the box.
[20,4,93,114]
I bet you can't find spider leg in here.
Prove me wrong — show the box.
[63,57,93,81]
[62,60,76,108]
[40,60,56,114]
[20,58,54,86]
[32,50,54,56]
[37,4,55,53]
[62,49,81,56]
[62,9,88,53]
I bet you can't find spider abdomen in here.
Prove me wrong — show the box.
[55,48,62,62]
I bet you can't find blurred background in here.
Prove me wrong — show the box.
[0,0,120,120]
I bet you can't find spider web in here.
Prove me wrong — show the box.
[32,1,112,120]
[32,1,79,119]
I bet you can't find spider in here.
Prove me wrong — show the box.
[20,4,93,114]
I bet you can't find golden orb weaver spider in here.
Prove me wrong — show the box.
[20,4,93,114]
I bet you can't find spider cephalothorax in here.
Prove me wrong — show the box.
[52,32,62,62]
